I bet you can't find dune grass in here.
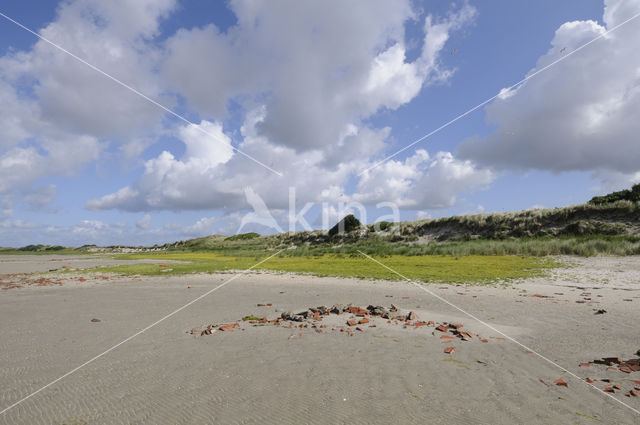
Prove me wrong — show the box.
[97,252,558,284]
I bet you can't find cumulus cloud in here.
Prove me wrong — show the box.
[163,0,475,151]
[458,0,640,184]
[1,0,488,237]
[353,149,494,209]
[0,0,176,202]
[88,2,481,214]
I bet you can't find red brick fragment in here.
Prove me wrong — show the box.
[427,321,435,326]
[313,311,320,320]
[347,320,357,326]
[358,318,369,324]
[613,384,622,390]
[414,321,426,328]
[480,339,488,343]
[219,323,239,331]
[620,366,632,373]
[435,325,448,332]
[579,363,590,367]
[553,379,568,387]
[603,387,615,393]
[440,335,456,340]
[585,378,595,383]
[630,389,638,397]
[444,347,455,354]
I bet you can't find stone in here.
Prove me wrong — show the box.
[407,311,418,321]
[553,379,568,387]
[444,347,455,354]
[90,318,101,323]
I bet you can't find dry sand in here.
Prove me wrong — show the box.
[1,255,639,424]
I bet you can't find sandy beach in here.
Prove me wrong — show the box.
[1,255,639,424]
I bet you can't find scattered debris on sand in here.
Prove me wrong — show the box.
[586,354,640,373]
[189,303,492,354]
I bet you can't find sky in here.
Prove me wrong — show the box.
[0,0,639,247]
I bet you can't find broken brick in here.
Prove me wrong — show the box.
[444,347,455,354]
[553,379,568,387]
[630,389,638,397]
[359,318,369,324]
[603,387,615,393]
[347,320,357,326]
[219,323,239,332]
[614,384,622,390]
[435,325,448,332]
[579,363,590,367]
[440,335,456,340]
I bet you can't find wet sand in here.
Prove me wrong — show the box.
[0,255,639,424]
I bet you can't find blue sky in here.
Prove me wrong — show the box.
[0,0,638,246]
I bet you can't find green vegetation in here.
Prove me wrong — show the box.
[328,214,361,237]
[589,183,640,205]
[97,252,557,284]
[225,232,260,241]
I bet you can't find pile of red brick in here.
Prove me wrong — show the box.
[191,303,487,349]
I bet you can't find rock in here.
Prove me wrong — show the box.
[367,305,388,316]
[330,304,344,314]
[594,309,607,314]
[90,318,101,323]
[407,311,418,321]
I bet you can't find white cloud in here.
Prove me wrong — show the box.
[136,214,151,230]
[458,0,640,181]
[162,0,475,151]
[1,0,488,227]
[183,216,218,237]
[353,149,494,209]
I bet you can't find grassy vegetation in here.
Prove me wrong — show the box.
[96,252,557,284]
